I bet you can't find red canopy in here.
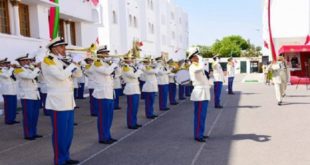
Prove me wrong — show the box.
[278,45,310,54]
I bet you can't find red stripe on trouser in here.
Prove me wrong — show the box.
[53,112,59,164]
[99,99,103,140]
[196,102,202,138]
[23,100,29,137]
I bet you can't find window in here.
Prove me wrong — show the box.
[59,19,65,39]
[112,10,117,24]
[133,16,137,28]
[70,22,76,45]
[129,14,132,27]
[19,3,30,37]
[0,0,10,34]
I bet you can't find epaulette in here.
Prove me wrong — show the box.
[192,62,199,67]
[94,60,103,67]
[146,66,152,71]
[14,68,24,74]
[85,64,91,70]
[0,69,2,74]
[123,65,130,72]
[44,56,56,66]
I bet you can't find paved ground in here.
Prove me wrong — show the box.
[0,75,310,165]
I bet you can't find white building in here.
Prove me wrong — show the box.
[98,0,189,60]
[0,0,100,60]
[0,0,188,61]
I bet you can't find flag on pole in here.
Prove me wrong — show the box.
[304,35,310,45]
[49,0,60,39]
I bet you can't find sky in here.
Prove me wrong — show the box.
[175,0,263,47]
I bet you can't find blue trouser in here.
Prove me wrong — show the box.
[49,110,74,165]
[214,81,223,107]
[228,77,234,93]
[159,84,169,110]
[77,83,85,99]
[3,95,17,124]
[139,81,145,99]
[74,88,78,99]
[179,84,186,99]
[144,92,156,118]
[194,101,209,139]
[114,88,122,109]
[96,98,114,141]
[89,89,97,116]
[169,83,177,104]
[126,94,140,127]
[21,99,40,138]
[39,92,50,116]
[185,85,191,96]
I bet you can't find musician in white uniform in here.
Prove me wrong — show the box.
[92,47,118,144]
[14,54,42,140]
[156,57,170,111]
[212,55,225,109]
[122,56,143,129]
[188,48,210,142]
[84,57,97,116]
[0,58,19,125]
[141,57,159,119]
[226,57,235,95]
[168,60,179,105]
[42,37,81,165]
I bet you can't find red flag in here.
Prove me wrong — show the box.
[264,41,269,49]
[304,35,310,45]
[96,37,99,45]
[91,0,99,6]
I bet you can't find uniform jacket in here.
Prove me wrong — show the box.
[156,63,170,85]
[14,66,40,100]
[113,66,122,89]
[92,60,116,100]
[189,62,210,101]
[122,64,143,95]
[0,67,17,95]
[84,64,96,89]
[212,61,224,82]
[142,65,159,92]
[226,62,235,78]
[41,54,82,111]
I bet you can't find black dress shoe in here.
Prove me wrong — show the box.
[110,138,118,143]
[203,136,209,139]
[179,98,186,100]
[152,115,158,118]
[114,107,122,110]
[195,138,206,142]
[65,159,80,165]
[91,114,97,117]
[128,126,138,130]
[171,102,179,105]
[75,106,80,109]
[6,121,20,125]
[228,92,235,95]
[24,137,36,141]
[74,123,78,126]
[215,106,223,109]
[35,135,43,138]
[136,124,142,128]
[160,108,170,111]
[278,102,282,106]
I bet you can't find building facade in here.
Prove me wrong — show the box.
[0,0,100,60]
[98,0,189,60]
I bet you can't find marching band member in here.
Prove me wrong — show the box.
[122,56,143,129]
[178,60,186,100]
[226,57,235,95]
[84,57,97,116]
[42,37,81,165]
[188,48,210,142]
[92,47,118,144]
[113,59,123,110]
[168,60,179,105]
[141,57,159,119]
[156,57,170,111]
[0,58,19,125]
[212,55,225,109]
[14,54,42,140]
[77,65,86,99]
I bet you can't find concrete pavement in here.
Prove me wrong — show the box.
[0,75,310,165]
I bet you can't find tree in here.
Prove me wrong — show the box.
[210,35,250,57]
[195,45,213,58]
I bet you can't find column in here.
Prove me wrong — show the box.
[66,21,72,45]
[10,0,21,36]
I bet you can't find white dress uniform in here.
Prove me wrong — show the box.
[156,63,170,85]
[189,63,210,101]
[142,65,159,93]
[212,61,224,82]
[0,67,17,95]
[14,67,40,100]
[84,64,96,90]
[41,54,82,111]
[212,60,224,107]
[268,62,287,104]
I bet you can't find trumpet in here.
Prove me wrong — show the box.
[66,43,97,54]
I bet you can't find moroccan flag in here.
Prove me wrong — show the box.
[49,0,60,39]
[264,41,269,49]
[304,35,310,45]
